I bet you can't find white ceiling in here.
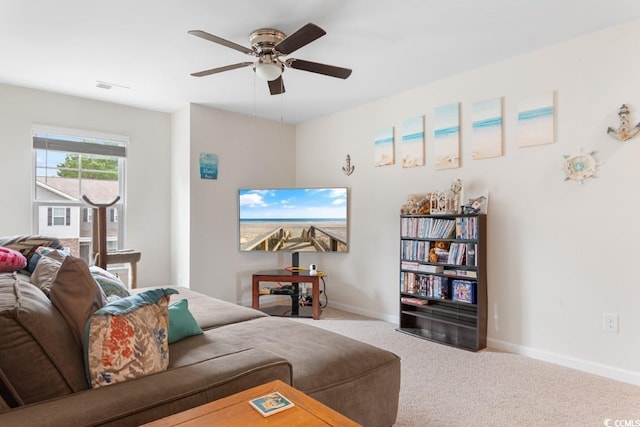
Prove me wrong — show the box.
[2,0,639,124]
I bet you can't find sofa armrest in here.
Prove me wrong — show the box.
[0,348,292,427]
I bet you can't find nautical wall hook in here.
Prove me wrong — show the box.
[342,154,355,176]
[607,104,640,141]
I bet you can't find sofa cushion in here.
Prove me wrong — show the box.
[168,299,203,344]
[0,272,89,406]
[0,247,27,273]
[132,286,267,330]
[30,255,61,295]
[84,288,178,388]
[200,315,401,427]
[27,246,69,273]
[90,265,130,300]
[50,256,108,347]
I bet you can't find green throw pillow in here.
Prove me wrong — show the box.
[168,299,203,344]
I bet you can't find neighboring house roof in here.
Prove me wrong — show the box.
[36,177,120,204]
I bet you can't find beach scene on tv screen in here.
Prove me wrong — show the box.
[239,188,348,252]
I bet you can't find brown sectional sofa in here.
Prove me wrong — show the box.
[0,272,400,426]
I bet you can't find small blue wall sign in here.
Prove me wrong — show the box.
[199,153,219,180]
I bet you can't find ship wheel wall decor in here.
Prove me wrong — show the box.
[563,148,602,184]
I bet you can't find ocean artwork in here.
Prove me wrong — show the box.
[374,126,395,166]
[199,153,218,180]
[472,97,503,159]
[401,116,425,168]
[433,103,460,169]
[517,92,555,147]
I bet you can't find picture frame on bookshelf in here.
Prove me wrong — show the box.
[452,280,476,304]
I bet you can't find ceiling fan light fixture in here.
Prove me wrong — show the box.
[254,59,283,81]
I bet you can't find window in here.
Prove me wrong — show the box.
[32,126,127,264]
[48,207,71,226]
[82,207,93,223]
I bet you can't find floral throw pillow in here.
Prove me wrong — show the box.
[84,288,178,388]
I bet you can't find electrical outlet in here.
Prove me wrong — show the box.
[603,313,619,333]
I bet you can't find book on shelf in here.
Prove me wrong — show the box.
[447,243,466,265]
[401,261,420,270]
[434,248,449,263]
[454,216,479,240]
[401,296,429,306]
[401,272,448,298]
[401,217,456,239]
[418,264,444,273]
[451,280,476,304]
[400,261,443,273]
[466,243,476,266]
[442,269,477,278]
[401,240,430,262]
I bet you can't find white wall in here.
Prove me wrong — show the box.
[170,106,191,287]
[295,19,640,384]
[186,104,296,302]
[0,83,172,286]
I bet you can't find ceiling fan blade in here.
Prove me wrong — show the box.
[188,30,254,55]
[274,23,326,55]
[191,62,253,77]
[287,59,352,79]
[268,76,285,95]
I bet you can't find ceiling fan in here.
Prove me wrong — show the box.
[188,23,352,95]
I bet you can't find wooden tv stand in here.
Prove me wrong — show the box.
[252,269,322,320]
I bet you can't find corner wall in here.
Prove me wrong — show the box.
[171,106,191,287]
[187,104,296,302]
[295,19,640,384]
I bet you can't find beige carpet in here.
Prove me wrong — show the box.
[293,308,640,426]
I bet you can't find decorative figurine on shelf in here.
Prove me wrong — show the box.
[430,179,462,215]
[563,148,602,184]
[462,196,487,214]
[401,193,430,215]
[607,104,640,141]
[429,241,450,263]
[342,154,355,176]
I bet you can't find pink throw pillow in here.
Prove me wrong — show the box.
[0,246,27,272]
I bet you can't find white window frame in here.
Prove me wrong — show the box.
[50,207,70,226]
[31,124,128,249]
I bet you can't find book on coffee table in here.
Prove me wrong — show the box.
[249,391,295,417]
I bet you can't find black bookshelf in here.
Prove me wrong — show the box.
[397,214,487,351]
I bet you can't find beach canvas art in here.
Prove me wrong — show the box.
[433,103,460,169]
[401,116,425,168]
[472,98,503,159]
[374,127,395,166]
[517,92,555,147]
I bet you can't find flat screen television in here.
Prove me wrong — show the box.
[238,187,348,252]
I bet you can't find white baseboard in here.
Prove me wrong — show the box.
[328,301,399,324]
[240,297,639,386]
[488,337,640,386]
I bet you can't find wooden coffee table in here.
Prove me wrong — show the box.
[142,380,361,427]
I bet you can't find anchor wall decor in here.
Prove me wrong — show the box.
[607,104,640,141]
[342,154,355,176]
